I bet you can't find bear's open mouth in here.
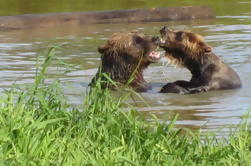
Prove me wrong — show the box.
[147,51,161,62]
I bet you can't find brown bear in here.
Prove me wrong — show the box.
[90,32,161,92]
[158,26,241,94]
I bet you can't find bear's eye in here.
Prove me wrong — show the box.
[175,32,184,41]
[133,36,143,44]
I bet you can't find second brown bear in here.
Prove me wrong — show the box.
[158,26,241,94]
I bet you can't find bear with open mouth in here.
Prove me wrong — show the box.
[158,26,241,94]
[90,32,161,92]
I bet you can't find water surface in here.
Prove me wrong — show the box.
[0,1,251,132]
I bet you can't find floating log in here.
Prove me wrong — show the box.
[0,6,214,30]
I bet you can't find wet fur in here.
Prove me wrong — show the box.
[159,27,241,94]
[90,32,158,92]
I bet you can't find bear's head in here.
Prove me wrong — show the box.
[93,32,160,91]
[98,32,160,69]
[159,26,212,65]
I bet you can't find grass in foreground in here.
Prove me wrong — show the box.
[0,48,250,165]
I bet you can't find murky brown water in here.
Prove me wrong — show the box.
[0,1,251,132]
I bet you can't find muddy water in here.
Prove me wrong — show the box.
[1,2,251,132]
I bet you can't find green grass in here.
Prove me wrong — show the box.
[0,48,250,165]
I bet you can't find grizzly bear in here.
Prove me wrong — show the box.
[158,26,241,94]
[90,32,161,92]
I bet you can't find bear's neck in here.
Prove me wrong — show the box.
[101,60,149,84]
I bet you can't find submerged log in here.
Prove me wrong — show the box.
[0,6,214,30]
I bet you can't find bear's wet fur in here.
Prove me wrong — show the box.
[90,32,160,92]
[159,26,241,94]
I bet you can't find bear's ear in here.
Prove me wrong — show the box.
[199,42,212,53]
[133,35,143,44]
[204,46,212,53]
[98,45,109,54]
[176,31,185,41]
